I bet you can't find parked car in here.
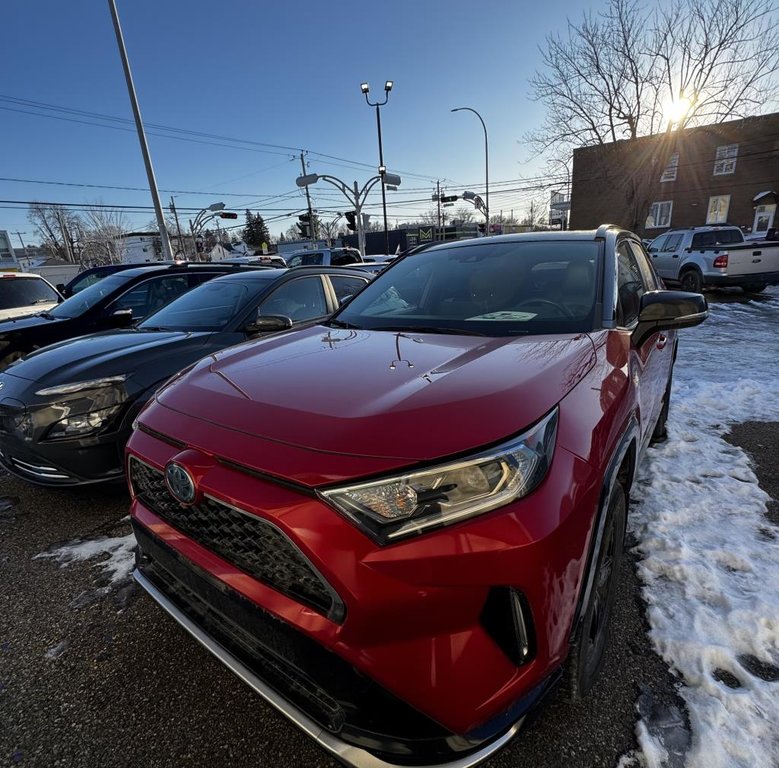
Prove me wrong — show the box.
[126,226,707,767]
[0,266,371,486]
[58,263,158,297]
[0,272,62,321]
[646,225,779,292]
[0,262,254,370]
[286,247,363,267]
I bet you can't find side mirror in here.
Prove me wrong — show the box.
[632,290,708,347]
[109,308,135,328]
[56,283,66,294]
[245,314,293,335]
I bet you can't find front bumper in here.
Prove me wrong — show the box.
[0,429,127,485]
[127,424,601,764]
[133,522,557,767]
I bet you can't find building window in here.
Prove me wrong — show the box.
[713,144,738,176]
[646,201,673,229]
[706,195,731,224]
[752,204,776,236]
[660,152,679,182]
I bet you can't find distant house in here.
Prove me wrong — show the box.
[118,232,163,263]
[569,112,779,238]
[209,241,254,261]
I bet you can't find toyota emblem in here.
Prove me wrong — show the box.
[164,462,196,505]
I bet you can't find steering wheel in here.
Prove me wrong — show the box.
[512,298,575,318]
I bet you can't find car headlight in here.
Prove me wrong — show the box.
[36,376,130,442]
[321,407,558,544]
[35,375,128,397]
[46,406,122,439]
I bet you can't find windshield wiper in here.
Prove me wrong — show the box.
[328,319,363,330]
[32,299,56,304]
[369,325,487,337]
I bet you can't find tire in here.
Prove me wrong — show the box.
[679,268,703,293]
[742,282,767,294]
[651,368,673,444]
[565,482,627,700]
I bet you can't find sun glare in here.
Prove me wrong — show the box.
[664,95,692,127]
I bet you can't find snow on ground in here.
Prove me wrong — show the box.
[630,288,779,768]
[35,529,136,586]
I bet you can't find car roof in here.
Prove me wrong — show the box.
[210,265,373,283]
[0,272,50,279]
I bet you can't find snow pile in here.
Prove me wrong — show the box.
[630,289,779,768]
[35,531,136,586]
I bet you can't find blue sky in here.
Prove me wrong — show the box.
[1,0,596,245]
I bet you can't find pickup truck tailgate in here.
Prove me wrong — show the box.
[726,244,779,276]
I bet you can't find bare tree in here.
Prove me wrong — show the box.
[27,202,82,262]
[80,205,128,264]
[526,0,778,154]
[453,206,475,225]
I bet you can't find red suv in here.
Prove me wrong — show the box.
[127,227,707,767]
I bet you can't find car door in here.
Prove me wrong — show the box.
[650,232,684,280]
[257,275,329,322]
[616,240,668,443]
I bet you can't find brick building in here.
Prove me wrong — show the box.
[569,112,779,238]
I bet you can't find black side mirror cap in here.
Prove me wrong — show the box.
[109,309,135,328]
[246,315,293,335]
[632,290,708,347]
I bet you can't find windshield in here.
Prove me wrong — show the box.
[332,239,601,336]
[49,273,136,318]
[0,276,60,309]
[139,276,273,331]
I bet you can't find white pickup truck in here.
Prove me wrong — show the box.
[646,226,779,293]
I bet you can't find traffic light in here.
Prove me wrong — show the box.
[218,212,238,219]
[297,213,311,238]
[478,222,486,234]
[439,195,459,203]
[345,211,357,231]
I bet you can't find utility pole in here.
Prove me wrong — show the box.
[436,181,442,241]
[353,181,366,257]
[169,197,185,257]
[300,153,317,241]
[107,0,172,261]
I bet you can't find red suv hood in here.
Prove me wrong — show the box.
[155,326,595,465]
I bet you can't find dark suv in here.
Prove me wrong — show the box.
[0,263,260,369]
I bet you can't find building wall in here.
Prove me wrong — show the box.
[570,113,779,236]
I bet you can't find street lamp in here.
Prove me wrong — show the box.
[451,107,489,236]
[297,171,401,256]
[189,202,231,260]
[361,80,393,255]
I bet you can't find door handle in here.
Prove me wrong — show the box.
[672,254,679,258]
[752,250,762,256]
[656,334,668,350]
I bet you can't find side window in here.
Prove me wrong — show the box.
[616,242,648,327]
[109,276,189,319]
[329,276,368,306]
[648,235,667,252]
[628,242,659,291]
[662,234,683,252]
[259,277,327,322]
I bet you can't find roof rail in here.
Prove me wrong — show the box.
[595,224,620,239]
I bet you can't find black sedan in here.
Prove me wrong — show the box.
[0,262,254,369]
[0,266,371,486]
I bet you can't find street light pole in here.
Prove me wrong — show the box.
[451,107,489,236]
[297,172,401,257]
[107,0,172,261]
[361,81,393,254]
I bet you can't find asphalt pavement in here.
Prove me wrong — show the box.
[0,337,776,768]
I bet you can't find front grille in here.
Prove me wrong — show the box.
[129,457,343,622]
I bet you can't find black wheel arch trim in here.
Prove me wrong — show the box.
[568,413,639,645]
